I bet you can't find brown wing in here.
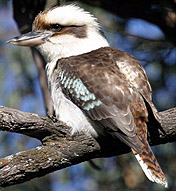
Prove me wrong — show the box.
[110,47,160,121]
[56,47,167,186]
[57,47,147,152]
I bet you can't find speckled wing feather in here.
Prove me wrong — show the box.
[111,47,160,121]
[56,47,144,152]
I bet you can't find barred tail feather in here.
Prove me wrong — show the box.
[132,144,168,188]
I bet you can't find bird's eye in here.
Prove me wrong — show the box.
[50,24,63,32]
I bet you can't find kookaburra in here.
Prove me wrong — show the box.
[8,4,167,187]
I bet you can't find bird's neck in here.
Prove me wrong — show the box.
[38,31,109,63]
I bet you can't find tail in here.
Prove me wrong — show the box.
[132,142,168,188]
[130,98,168,187]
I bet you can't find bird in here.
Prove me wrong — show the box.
[8,4,168,187]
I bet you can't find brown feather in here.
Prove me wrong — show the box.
[130,96,167,186]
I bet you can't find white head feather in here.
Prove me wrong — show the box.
[44,4,100,29]
[33,5,109,62]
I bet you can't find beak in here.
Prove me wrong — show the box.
[7,31,52,47]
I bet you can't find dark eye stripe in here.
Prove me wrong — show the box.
[48,24,84,32]
[45,24,87,38]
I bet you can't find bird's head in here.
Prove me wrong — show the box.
[8,5,109,62]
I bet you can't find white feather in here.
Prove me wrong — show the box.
[46,4,99,29]
[37,5,109,62]
[135,154,168,188]
[38,30,109,62]
[46,61,99,137]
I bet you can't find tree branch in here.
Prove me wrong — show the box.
[0,105,176,188]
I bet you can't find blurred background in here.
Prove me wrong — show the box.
[0,0,176,190]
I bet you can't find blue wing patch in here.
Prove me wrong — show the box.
[59,71,102,110]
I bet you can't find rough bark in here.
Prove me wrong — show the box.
[0,105,176,188]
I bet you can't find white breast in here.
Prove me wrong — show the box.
[47,62,99,137]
